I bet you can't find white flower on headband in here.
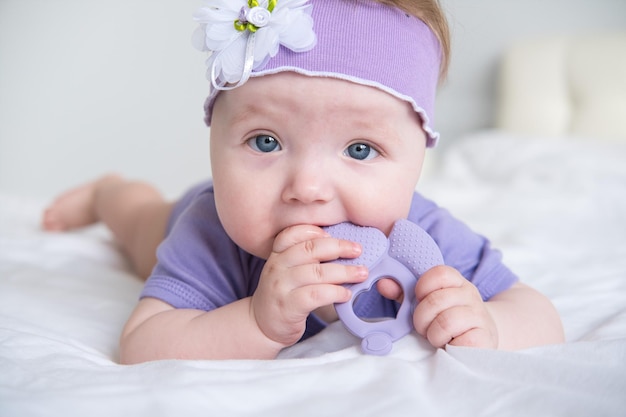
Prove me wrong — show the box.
[192,0,317,89]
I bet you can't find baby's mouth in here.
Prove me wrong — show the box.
[272,221,344,238]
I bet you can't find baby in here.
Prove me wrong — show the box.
[43,0,564,362]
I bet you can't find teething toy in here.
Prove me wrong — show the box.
[323,220,443,355]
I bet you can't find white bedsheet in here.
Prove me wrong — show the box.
[1,132,625,417]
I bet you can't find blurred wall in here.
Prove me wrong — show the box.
[0,0,209,199]
[437,0,626,146]
[1,0,625,199]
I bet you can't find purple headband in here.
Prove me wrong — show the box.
[193,0,442,146]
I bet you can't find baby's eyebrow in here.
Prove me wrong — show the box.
[228,101,272,126]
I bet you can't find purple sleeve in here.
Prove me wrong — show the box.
[140,184,266,310]
[408,193,518,300]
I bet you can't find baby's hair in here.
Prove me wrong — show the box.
[374,0,450,83]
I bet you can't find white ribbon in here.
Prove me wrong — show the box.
[210,32,257,91]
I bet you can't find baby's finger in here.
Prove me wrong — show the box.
[272,224,330,253]
[289,284,354,314]
[448,327,497,349]
[414,265,465,301]
[424,305,478,348]
[376,278,404,303]
[413,286,468,335]
[276,236,362,268]
[287,263,368,288]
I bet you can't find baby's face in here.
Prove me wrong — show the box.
[210,72,427,259]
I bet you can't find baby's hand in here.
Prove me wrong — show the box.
[412,266,498,349]
[251,225,367,348]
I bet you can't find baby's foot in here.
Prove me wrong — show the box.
[42,175,120,231]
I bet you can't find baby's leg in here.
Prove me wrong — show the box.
[43,175,173,279]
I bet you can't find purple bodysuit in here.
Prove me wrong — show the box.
[140,181,517,341]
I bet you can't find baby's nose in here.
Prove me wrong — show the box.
[281,162,334,204]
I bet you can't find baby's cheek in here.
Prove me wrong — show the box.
[356,199,412,234]
[228,225,274,259]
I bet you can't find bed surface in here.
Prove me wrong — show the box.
[2,131,625,416]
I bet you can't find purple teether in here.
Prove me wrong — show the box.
[324,220,443,355]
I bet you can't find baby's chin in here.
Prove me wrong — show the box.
[221,222,276,260]
[237,239,273,260]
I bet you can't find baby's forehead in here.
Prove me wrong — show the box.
[221,72,417,119]
[214,73,426,144]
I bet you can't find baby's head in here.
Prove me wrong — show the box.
[193,0,450,258]
[195,0,450,146]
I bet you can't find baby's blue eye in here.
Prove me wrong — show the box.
[345,143,379,161]
[247,135,281,153]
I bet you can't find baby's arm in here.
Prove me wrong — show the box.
[119,296,284,362]
[482,280,565,350]
[411,266,564,350]
[119,225,366,363]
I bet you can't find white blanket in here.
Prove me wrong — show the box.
[1,132,625,417]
